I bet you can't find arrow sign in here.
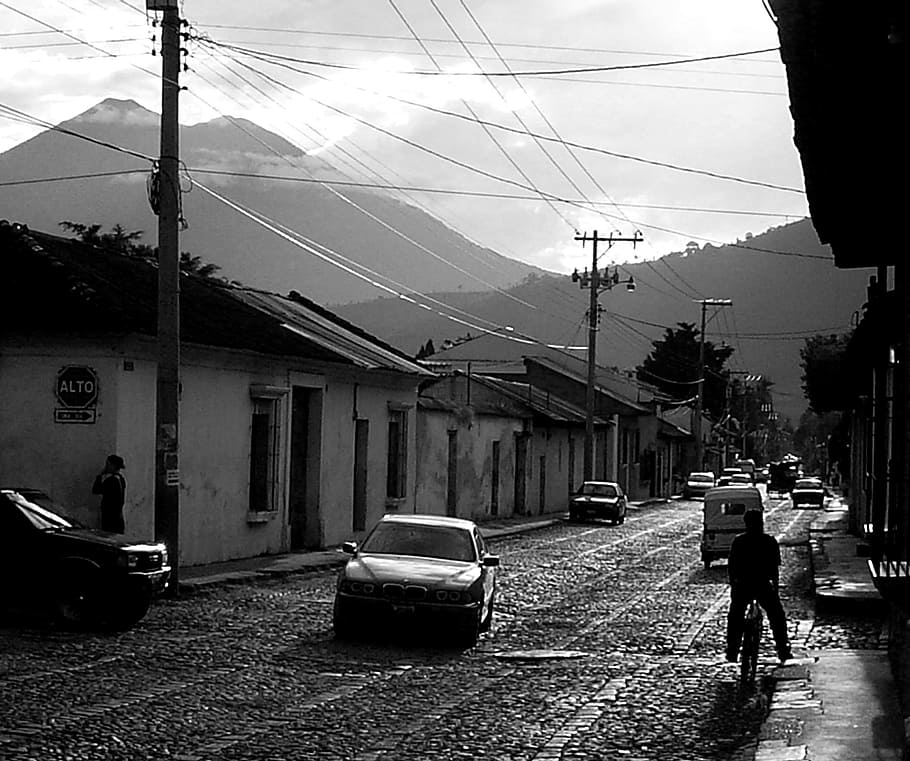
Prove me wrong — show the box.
[55,408,97,424]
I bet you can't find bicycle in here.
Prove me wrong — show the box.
[740,598,763,684]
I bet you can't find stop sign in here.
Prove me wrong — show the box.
[56,365,99,408]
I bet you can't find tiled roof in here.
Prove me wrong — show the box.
[0,222,430,376]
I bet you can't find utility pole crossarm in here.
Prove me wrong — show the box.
[571,229,643,482]
[693,298,732,472]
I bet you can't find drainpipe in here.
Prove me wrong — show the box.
[611,414,620,482]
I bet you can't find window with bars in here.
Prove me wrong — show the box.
[386,408,408,499]
[249,391,284,513]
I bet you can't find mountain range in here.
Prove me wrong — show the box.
[0,98,540,305]
[0,98,873,423]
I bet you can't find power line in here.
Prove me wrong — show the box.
[198,37,804,196]
[194,24,784,65]
[209,39,780,77]
[191,40,547,305]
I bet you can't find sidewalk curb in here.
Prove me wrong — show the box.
[177,515,568,595]
[175,500,670,595]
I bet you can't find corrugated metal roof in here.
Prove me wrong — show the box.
[232,289,431,375]
[1,223,431,377]
[470,375,608,425]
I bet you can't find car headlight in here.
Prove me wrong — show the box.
[434,589,468,603]
[116,552,140,569]
[340,579,378,596]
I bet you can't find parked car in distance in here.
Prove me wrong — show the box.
[729,472,754,486]
[333,514,499,646]
[717,468,742,487]
[682,472,716,500]
[0,488,170,629]
[569,481,628,524]
[755,466,770,484]
[791,477,827,508]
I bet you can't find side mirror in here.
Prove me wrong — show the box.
[341,541,357,555]
[482,555,500,568]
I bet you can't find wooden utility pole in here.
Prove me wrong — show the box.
[693,299,732,472]
[571,230,642,482]
[149,0,181,589]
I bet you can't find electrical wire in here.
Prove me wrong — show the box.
[199,36,804,195]
[189,41,545,308]
[398,0,578,230]
[210,39,780,78]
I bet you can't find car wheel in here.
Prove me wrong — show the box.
[458,609,482,648]
[105,589,152,631]
[479,593,495,632]
[332,596,356,640]
[618,507,626,525]
[53,563,102,628]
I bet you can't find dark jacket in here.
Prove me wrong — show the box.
[93,472,126,533]
[728,530,781,588]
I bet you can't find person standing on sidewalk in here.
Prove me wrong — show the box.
[93,454,126,534]
[725,509,792,664]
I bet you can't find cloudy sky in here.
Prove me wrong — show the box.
[0,0,809,273]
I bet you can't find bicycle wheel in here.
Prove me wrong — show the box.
[740,605,762,684]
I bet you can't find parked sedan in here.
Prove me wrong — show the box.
[333,514,499,646]
[0,488,170,629]
[791,477,827,508]
[682,472,716,500]
[569,481,627,524]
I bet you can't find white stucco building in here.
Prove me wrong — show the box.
[0,222,432,566]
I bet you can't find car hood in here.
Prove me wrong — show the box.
[344,554,481,587]
[47,528,157,552]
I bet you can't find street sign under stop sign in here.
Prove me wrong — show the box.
[56,365,99,408]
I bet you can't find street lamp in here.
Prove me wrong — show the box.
[572,230,642,482]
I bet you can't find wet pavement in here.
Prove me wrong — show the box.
[0,492,898,760]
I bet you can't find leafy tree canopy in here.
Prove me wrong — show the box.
[60,221,223,280]
[636,321,734,419]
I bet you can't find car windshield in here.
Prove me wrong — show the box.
[5,491,82,530]
[360,523,477,562]
[689,474,713,483]
[579,483,618,497]
[795,479,820,489]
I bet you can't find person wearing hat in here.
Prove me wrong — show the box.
[93,454,126,534]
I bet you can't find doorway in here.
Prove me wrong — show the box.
[514,434,528,515]
[289,386,321,549]
[353,419,369,532]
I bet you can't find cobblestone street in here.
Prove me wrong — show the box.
[0,494,885,761]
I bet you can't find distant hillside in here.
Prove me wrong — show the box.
[336,219,871,424]
[0,98,542,305]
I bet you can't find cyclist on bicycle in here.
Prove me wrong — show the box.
[725,509,792,664]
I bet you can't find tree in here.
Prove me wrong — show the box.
[636,321,734,419]
[60,221,223,280]
[799,333,853,413]
[415,339,436,360]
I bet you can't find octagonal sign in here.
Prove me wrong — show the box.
[56,365,99,409]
